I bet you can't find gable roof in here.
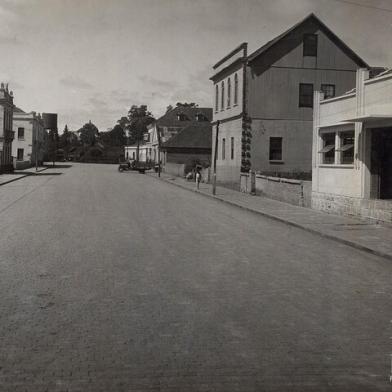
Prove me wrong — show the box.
[162,123,212,150]
[156,106,212,128]
[247,13,369,67]
[14,106,26,113]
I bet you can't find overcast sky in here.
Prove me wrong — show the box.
[0,0,391,132]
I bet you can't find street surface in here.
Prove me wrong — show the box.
[0,163,391,391]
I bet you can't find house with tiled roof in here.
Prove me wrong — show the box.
[161,123,212,176]
[211,13,370,188]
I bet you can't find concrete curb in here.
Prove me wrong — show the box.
[150,174,392,262]
[0,167,49,187]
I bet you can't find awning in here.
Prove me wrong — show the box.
[318,144,335,153]
[336,144,354,152]
[343,114,392,123]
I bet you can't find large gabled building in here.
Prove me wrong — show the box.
[211,13,369,187]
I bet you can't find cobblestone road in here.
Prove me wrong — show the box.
[0,163,391,391]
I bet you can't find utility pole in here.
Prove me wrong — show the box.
[157,126,161,177]
[212,120,220,195]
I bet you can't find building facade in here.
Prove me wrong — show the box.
[211,14,368,186]
[312,68,392,223]
[210,43,247,188]
[13,108,47,169]
[0,83,14,173]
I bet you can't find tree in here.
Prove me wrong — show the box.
[78,121,99,146]
[47,129,59,164]
[100,124,126,146]
[127,105,154,161]
[175,102,198,108]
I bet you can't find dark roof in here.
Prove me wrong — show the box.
[162,124,212,149]
[156,106,212,128]
[247,13,369,67]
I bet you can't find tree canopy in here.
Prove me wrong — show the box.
[78,121,99,146]
[127,105,154,145]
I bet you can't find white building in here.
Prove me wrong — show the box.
[13,108,47,169]
[312,68,392,223]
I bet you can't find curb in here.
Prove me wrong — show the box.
[150,174,392,262]
[0,167,49,187]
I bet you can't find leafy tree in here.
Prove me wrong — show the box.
[47,129,59,163]
[176,102,198,108]
[127,105,154,161]
[100,124,126,146]
[78,120,99,146]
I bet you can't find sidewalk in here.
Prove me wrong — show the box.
[150,171,392,261]
[0,166,48,186]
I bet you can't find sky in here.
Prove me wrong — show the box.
[0,0,392,132]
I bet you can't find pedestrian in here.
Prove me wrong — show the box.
[195,168,201,189]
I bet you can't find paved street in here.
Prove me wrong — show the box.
[0,163,391,392]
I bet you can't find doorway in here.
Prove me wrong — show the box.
[371,128,392,199]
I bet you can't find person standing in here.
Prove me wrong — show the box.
[195,168,201,190]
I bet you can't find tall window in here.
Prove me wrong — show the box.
[231,137,234,160]
[321,84,336,99]
[303,34,318,57]
[17,127,24,139]
[17,148,24,161]
[320,133,335,164]
[299,83,314,108]
[215,84,219,112]
[227,78,231,108]
[222,138,226,160]
[234,73,238,105]
[340,131,354,164]
[269,137,282,161]
[221,81,224,111]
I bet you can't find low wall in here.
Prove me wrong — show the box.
[164,162,186,177]
[15,160,31,170]
[241,173,312,207]
[312,191,392,223]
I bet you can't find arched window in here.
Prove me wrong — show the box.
[215,84,219,112]
[221,81,224,111]
[234,73,239,105]
[227,78,231,108]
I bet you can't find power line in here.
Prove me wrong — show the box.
[331,0,392,13]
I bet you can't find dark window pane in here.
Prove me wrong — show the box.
[299,83,314,107]
[269,137,282,160]
[341,131,354,164]
[322,133,335,164]
[303,34,318,57]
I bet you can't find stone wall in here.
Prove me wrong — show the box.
[241,173,312,207]
[312,191,392,223]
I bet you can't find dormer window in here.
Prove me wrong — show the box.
[303,34,317,57]
[177,113,189,121]
[195,113,207,122]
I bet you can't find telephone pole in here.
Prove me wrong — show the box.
[212,120,220,195]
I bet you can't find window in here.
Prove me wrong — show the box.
[303,34,318,57]
[177,113,189,121]
[17,127,24,139]
[17,148,24,161]
[299,83,314,108]
[215,84,219,112]
[321,84,336,99]
[222,138,226,160]
[221,81,225,110]
[269,137,282,161]
[227,78,231,108]
[339,131,354,164]
[231,137,234,160]
[320,133,335,164]
[234,73,238,105]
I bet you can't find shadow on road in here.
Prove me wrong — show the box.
[44,164,72,169]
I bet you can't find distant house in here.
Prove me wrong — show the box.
[211,13,369,188]
[12,107,47,169]
[161,123,212,176]
[312,68,392,223]
[0,83,14,173]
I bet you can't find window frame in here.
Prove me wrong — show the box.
[18,127,24,140]
[319,132,336,165]
[321,84,336,100]
[222,137,226,160]
[338,130,355,165]
[221,81,225,111]
[234,73,239,106]
[227,78,231,108]
[303,33,318,57]
[230,137,234,160]
[299,83,314,108]
[269,137,283,162]
[17,148,24,161]
[215,84,219,112]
